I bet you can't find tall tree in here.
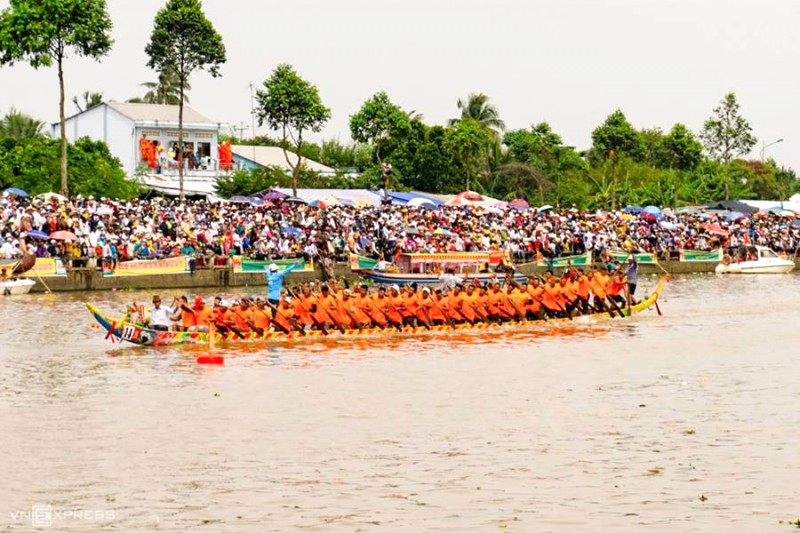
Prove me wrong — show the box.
[448,93,505,135]
[141,64,190,105]
[0,0,113,196]
[0,108,44,138]
[591,109,642,162]
[446,118,486,191]
[145,0,226,200]
[255,63,331,197]
[699,92,757,200]
[72,91,104,113]
[662,123,703,171]
[349,91,410,199]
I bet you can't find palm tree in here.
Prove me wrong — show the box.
[0,108,44,138]
[72,91,104,113]
[448,93,505,135]
[141,65,190,105]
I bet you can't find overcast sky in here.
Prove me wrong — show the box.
[1,0,798,169]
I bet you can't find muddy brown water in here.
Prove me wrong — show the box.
[1,274,799,532]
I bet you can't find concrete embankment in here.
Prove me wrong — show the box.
[27,258,798,293]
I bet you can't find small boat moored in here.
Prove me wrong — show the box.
[1,278,36,295]
[715,245,795,274]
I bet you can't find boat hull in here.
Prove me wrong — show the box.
[715,260,795,274]
[1,278,35,295]
[86,278,668,347]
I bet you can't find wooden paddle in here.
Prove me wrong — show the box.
[287,288,329,335]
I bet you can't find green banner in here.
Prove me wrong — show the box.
[233,257,310,273]
[679,248,722,262]
[539,252,592,268]
[608,251,658,264]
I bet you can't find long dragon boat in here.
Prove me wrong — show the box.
[86,277,668,347]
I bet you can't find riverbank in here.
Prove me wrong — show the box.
[22,258,799,293]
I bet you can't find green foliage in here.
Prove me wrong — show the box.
[141,64,190,104]
[446,118,486,191]
[699,92,757,200]
[349,91,410,164]
[0,0,113,68]
[700,92,757,164]
[449,93,505,136]
[72,91,103,113]
[591,109,642,162]
[0,108,44,138]
[663,123,703,170]
[319,139,373,171]
[0,0,114,195]
[0,136,139,198]
[214,166,289,198]
[255,63,330,195]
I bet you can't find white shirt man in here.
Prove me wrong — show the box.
[149,296,174,331]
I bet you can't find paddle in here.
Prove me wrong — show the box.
[429,295,456,327]
[263,300,306,335]
[230,303,263,336]
[287,288,329,335]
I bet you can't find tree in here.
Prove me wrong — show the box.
[141,64,190,105]
[699,92,757,200]
[590,109,642,162]
[446,118,486,191]
[349,91,410,198]
[0,0,113,196]
[662,123,703,171]
[255,63,331,197]
[448,93,505,135]
[72,91,103,113]
[0,136,138,198]
[145,0,226,200]
[0,108,44,138]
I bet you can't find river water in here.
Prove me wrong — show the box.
[1,274,799,532]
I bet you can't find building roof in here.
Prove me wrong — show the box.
[273,188,383,206]
[231,144,334,174]
[105,101,216,125]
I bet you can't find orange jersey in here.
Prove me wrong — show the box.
[252,307,271,330]
[193,306,213,327]
[541,283,564,312]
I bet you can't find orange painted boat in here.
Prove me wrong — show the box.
[86,277,667,346]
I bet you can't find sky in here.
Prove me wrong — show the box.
[0,0,798,169]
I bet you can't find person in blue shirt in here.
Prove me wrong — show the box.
[266,262,301,305]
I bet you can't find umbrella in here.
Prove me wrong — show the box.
[537,205,554,212]
[51,230,78,241]
[310,199,327,209]
[643,205,661,214]
[642,212,658,223]
[262,190,287,200]
[229,195,250,204]
[710,200,759,214]
[509,198,529,209]
[36,192,68,202]
[249,197,273,207]
[726,211,746,221]
[624,205,643,214]
[407,197,437,208]
[790,219,800,227]
[25,230,49,240]
[659,221,678,230]
[433,228,452,236]
[701,223,728,237]
[4,187,28,197]
[282,196,307,204]
[281,226,302,236]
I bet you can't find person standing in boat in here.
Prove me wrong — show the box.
[626,255,638,300]
[266,262,301,306]
[149,295,173,331]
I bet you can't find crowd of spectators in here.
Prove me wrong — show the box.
[1,193,798,267]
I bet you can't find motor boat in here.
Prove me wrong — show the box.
[715,245,795,274]
[1,277,36,295]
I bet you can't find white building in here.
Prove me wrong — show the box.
[230,144,335,175]
[54,101,219,175]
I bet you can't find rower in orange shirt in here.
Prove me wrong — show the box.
[356,285,388,327]
[418,288,444,325]
[188,297,213,332]
[374,287,404,327]
[451,285,477,323]
[231,299,256,332]
[525,278,544,319]
[606,269,628,308]
[272,296,298,334]
[575,272,592,314]
[341,290,372,328]
[588,269,610,312]
[171,295,195,331]
[541,275,566,317]
[559,275,578,316]
[251,299,272,333]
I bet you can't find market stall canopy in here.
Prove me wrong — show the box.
[709,200,759,214]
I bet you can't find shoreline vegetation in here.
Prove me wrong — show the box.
[0,1,796,205]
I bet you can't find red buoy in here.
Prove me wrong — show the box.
[197,355,224,365]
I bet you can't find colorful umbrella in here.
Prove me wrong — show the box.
[4,187,28,197]
[51,230,78,241]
